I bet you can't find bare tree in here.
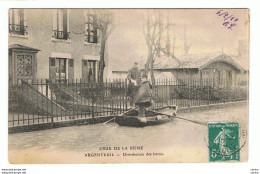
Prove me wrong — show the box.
[160,25,182,66]
[142,11,161,85]
[86,11,115,83]
[72,10,115,83]
[142,10,172,85]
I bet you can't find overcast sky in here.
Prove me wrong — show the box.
[105,9,249,71]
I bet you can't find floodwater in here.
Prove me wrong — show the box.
[8,103,248,163]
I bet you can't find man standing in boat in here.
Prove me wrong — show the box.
[127,62,141,107]
[134,73,154,117]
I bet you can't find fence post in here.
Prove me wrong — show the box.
[21,80,25,125]
[188,78,191,108]
[125,78,128,111]
[166,78,168,106]
[223,79,226,103]
[91,84,95,121]
[26,79,29,125]
[119,79,122,113]
[41,79,44,123]
[76,78,79,119]
[207,78,210,106]
[50,80,53,123]
[45,79,49,97]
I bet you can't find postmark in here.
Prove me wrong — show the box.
[208,122,240,162]
[216,9,239,30]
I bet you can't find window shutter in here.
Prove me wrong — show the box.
[50,57,56,66]
[49,57,56,80]
[20,9,24,28]
[9,9,13,25]
[53,9,58,31]
[63,9,68,39]
[87,15,90,42]
[9,9,14,33]
[82,60,88,81]
[68,59,74,82]
[93,61,96,82]
[23,9,27,28]
[93,16,98,43]
[69,59,74,67]
[58,9,63,32]
[96,61,99,81]
[13,9,20,25]
[83,60,87,66]
[67,9,70,33]
[97,30,100,43]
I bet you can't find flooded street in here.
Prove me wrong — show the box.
[9,103,248,163]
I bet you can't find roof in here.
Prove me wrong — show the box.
[9,44,41,52]
[154,52,245,72]
[153,54,180,69]
[230,56,249,71]
[177,52,223,69]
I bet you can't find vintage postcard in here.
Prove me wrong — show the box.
[8,8,249,163]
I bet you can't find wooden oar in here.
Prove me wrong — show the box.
[103,107,138,124]
[150,110,207,126]
[103,117,116,124]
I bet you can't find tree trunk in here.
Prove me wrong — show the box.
[98,39,106,83]
[150,56,155,86]
[144,46,153,75]
[145,45,156,85]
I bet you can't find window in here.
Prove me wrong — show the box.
[69,59,74,67]
[82,59,98,82]
[87,60,96,82]
[49,57,74,83]
[85,13,98,43]
[53,9,70,40]
[55,58,67,82]
[9,9,27,35]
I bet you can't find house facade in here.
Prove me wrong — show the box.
[111,70,128,79]
[9,9,104,85]
[153,52,246,86]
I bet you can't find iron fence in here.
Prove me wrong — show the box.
[8,78,248,127]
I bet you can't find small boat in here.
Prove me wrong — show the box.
[115,105,177,127]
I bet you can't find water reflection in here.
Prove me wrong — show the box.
[9,119,204,151]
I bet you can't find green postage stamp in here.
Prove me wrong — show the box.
[208,122,240,162]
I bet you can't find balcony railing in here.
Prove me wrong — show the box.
[85,35,98,43]
[9,24,28,35]
[52,30,70,40]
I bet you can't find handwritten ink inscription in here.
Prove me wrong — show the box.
[216,10,239,30]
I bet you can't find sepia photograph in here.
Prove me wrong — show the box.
[7,8,249,164]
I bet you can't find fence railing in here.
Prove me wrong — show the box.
[8,78,248,127]
[151,78,248,108]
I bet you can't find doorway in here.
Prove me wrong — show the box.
[9,44,39,85]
